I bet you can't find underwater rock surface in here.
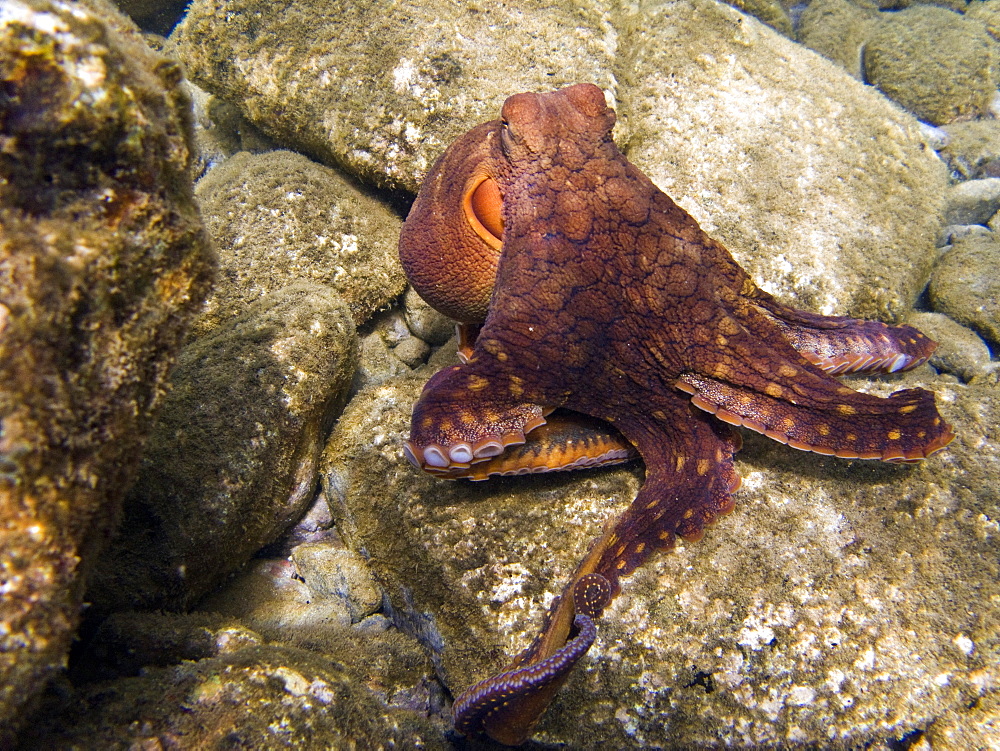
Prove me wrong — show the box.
[192,150,406,333]
[87,283,357,613]
[322,367,999,748]
[0,0,213,740]
[171,0,947,322]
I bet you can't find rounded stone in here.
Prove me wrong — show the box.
[863,6,1000,125]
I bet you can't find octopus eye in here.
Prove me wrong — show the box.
[463,173,504,249]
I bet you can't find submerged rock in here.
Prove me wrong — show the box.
[930,233,1000,348]
[0,0,213,740]
[863,6,1000,126]
[321,365,998,748]
[25,639,446,749]
[87,283,356,612]
[170,0,618,192]
[193,150,406,332]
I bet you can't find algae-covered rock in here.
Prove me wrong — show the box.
[929,233,1000,347]
[321,362,998,748]
[88,283,356,613]
[173,0,945,322]
[0,0,213,740]
[193,150,406,331]
[170,0,618,192]
[723,0,793,36]
[863,6,1000,125]
[797,0,882,79]
[905,311,994,383]
[940,119,1000,180]
[618,0,946,321]
[24,641,447,749]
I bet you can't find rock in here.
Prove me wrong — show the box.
[929,233,1000,347]
[174,0,944,321]
[199,558,354,634]
[320,364,998,748]
[968,0,1000,43]
[723,0,793,36]
[0,0,213,741]
[24,640,447,749]
[904,312,994,382]
[863,6,1000,126]
[618,0,947,320]
[169,0,618,192]
[291,544,383,622]
[192,150,405,332]
[87,283,357,613]
[939,119,1000,180]
[797,0,881,79]
[404,286,455,347]
[944,177,1000,226]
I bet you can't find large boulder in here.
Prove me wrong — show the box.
[0,0,214,741]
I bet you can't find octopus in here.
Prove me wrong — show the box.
[398,83,954,746]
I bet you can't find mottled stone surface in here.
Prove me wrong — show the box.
[0,0,213,740]
[193,150,405,332]
[87,283,356,613]
[797,0,880,79]
[939,119,1000,181]
[863,6,1000,126]
[170,0,618,192]
[24,640,447,749]
[320,364,998,748]
[930,233,1000,348]
[945,177,1000,226]
[905,312,994,383]
[618,0,947,321]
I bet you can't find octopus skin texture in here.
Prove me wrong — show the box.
[397,83,954,746]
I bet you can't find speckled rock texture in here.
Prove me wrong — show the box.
[939,119,1000,180]
[929,233,1000,348]
[170,0,947,323]
[23,631,447,749]
[905,312,994,383]
[192,150,406,333]
[797,0,880,79]
[321,361,998,748]
[0,0,213,741]
[863,6,1000,126]
[618,0,947,322]
[169,0,618,192]
[87,283,357,613]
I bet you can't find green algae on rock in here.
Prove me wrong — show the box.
[87,283,357,613]
[797,0,881,80]
[24,639,447,749]
[0,0,214,741]
[193,150,406,331]
[863,6,1000,126]
[169,0,618,192]
[617,0,947,322]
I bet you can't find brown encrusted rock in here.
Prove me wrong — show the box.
[23,641,447,749]
[863,6,1000,126]
[87,283,356,613]
[929,232,1000,348]
[192,150,406,331]
[0,0,213,741]
[320,365,998,748]
[797,0,882,79]
[169,0,618,192]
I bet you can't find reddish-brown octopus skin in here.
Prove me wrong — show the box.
[398,83,954,746]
